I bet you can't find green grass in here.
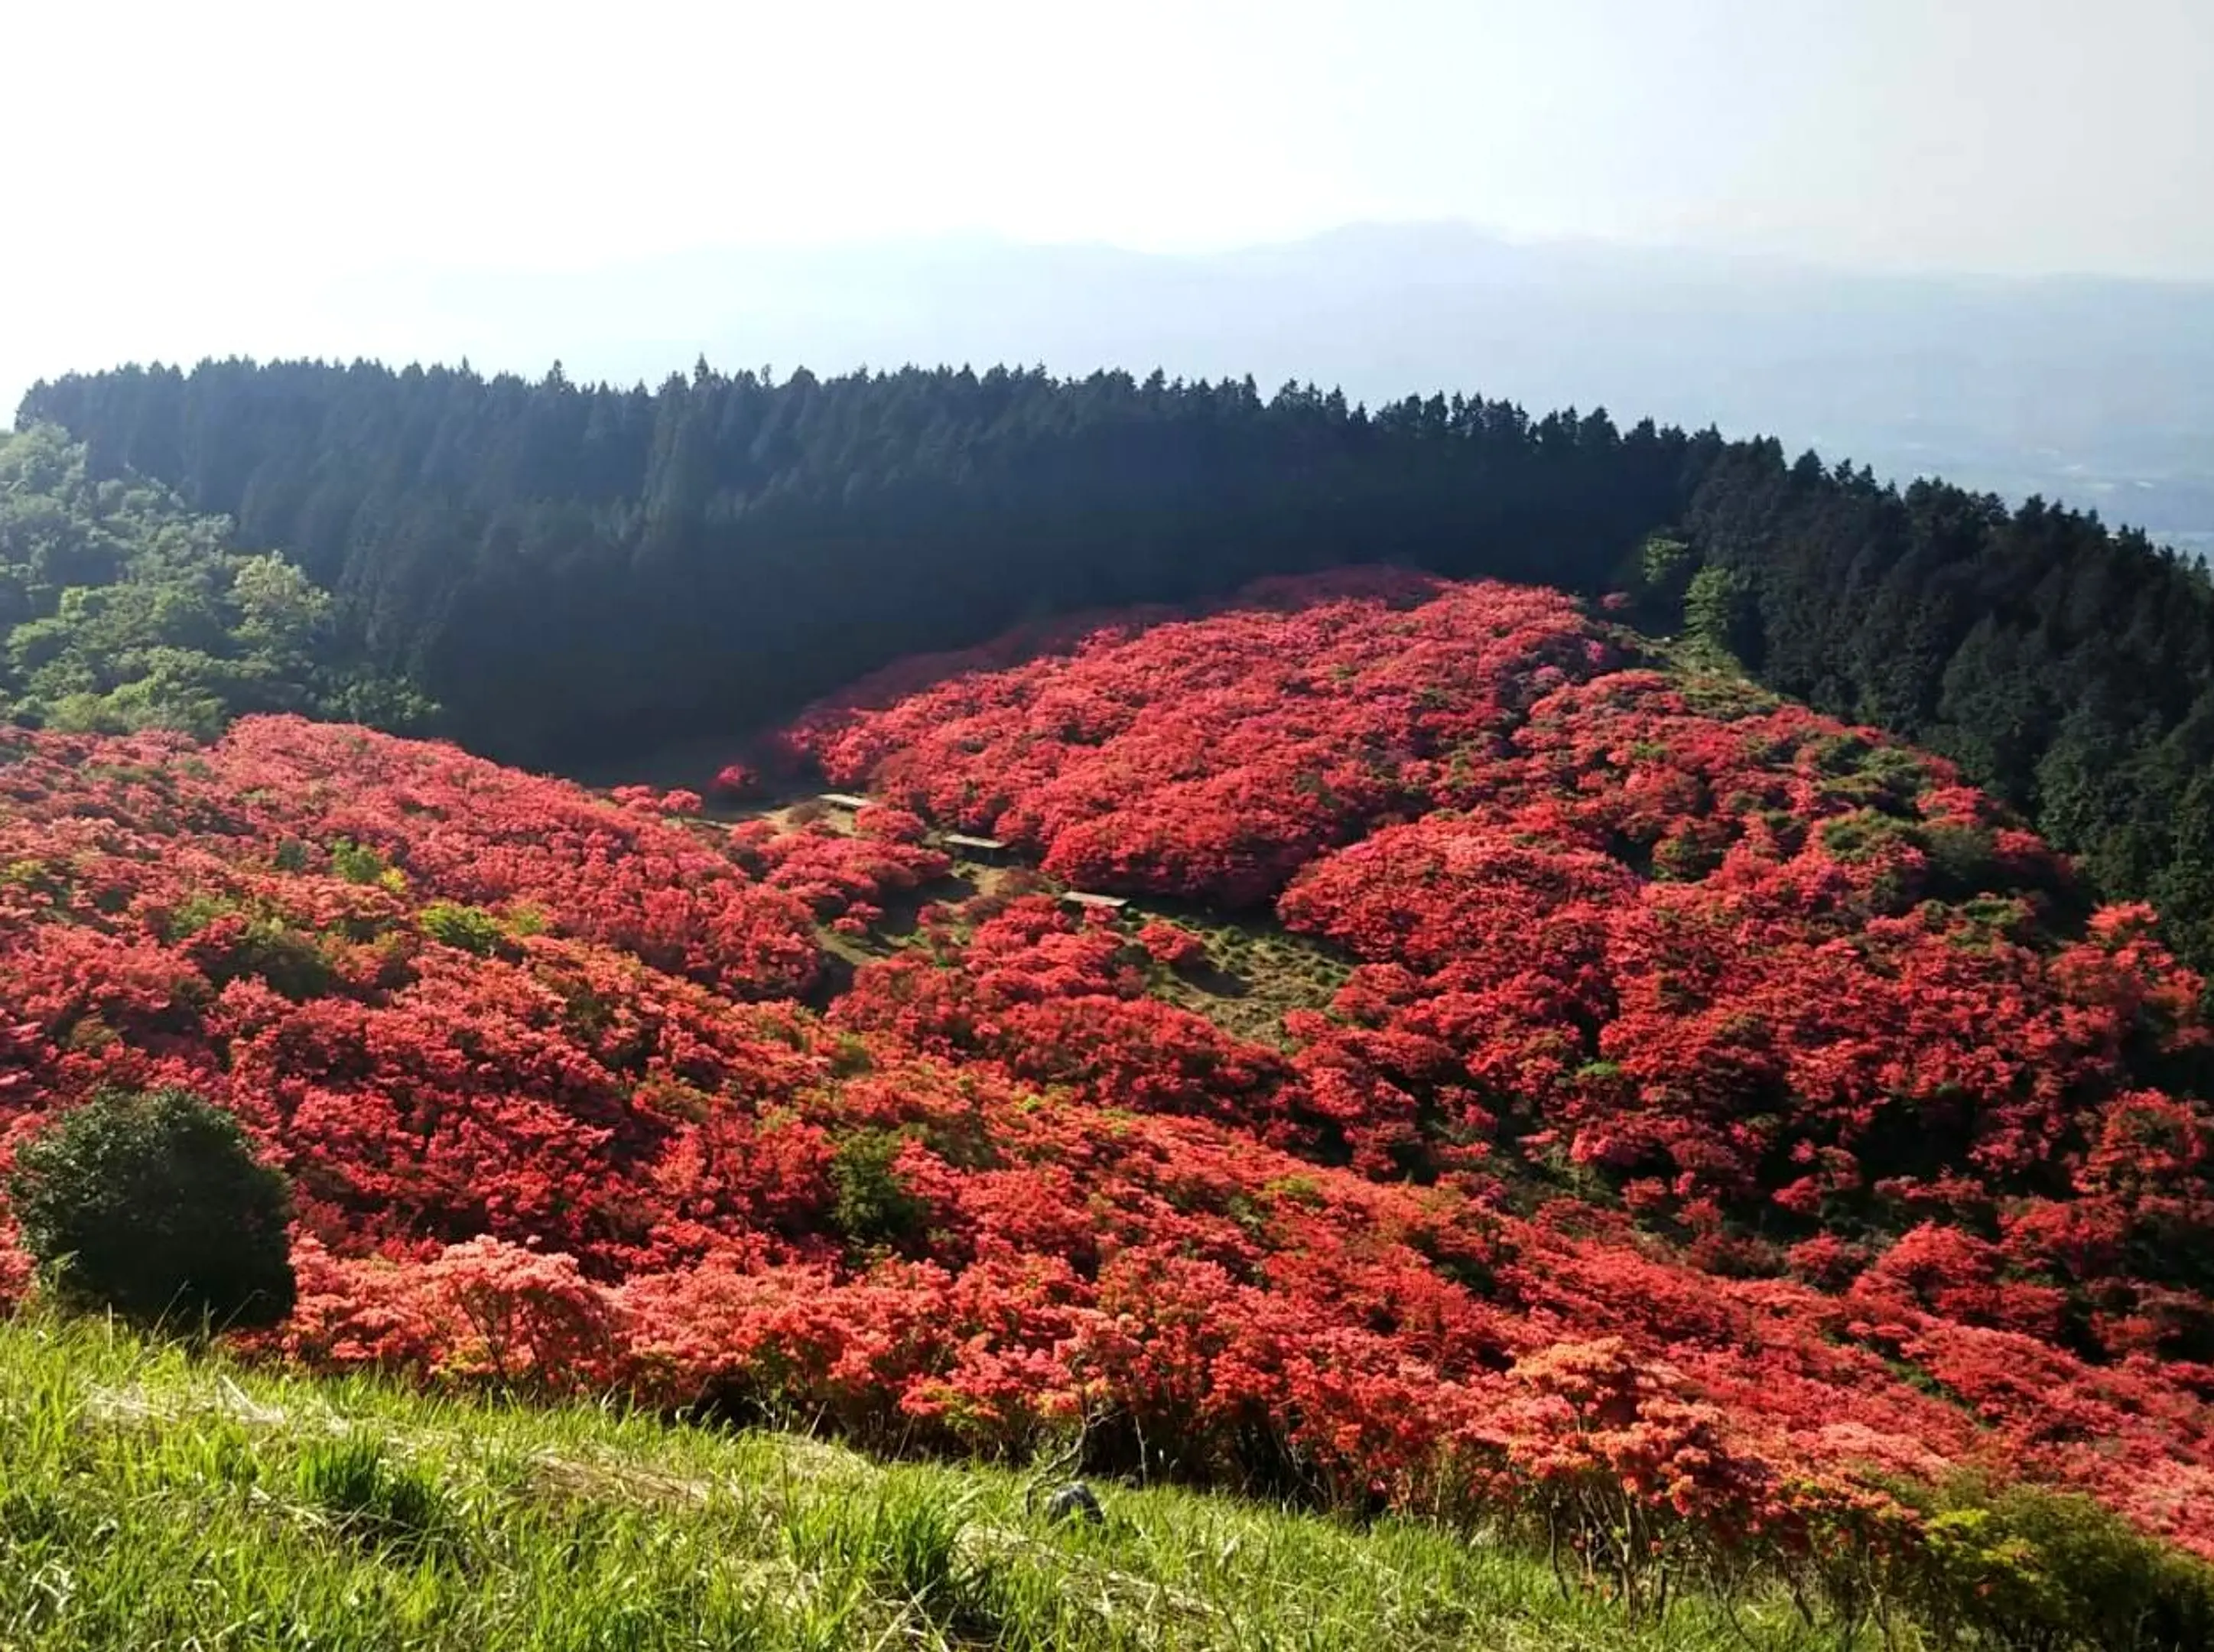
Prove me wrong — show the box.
[1117,908,1353,1048]
[0,1312,1852,1651]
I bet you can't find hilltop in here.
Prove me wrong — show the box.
[20,358,2214,980]
[15,227,2211,548]
[0,567,2210,1645]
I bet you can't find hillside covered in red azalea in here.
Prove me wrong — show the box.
[0,570,2209,1600]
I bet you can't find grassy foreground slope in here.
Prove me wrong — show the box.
[0,1312,1829,1652]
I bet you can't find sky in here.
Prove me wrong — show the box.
[4,0,2211,408]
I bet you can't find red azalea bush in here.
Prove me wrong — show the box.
[1136,921,1208,971]
[793,572,1617,905]
[709,763,759,801]
[2,571,2212,1612]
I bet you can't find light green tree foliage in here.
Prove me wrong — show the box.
[1637,532,1695,595]
[1682,564,1754,662]
[0,426,424,738]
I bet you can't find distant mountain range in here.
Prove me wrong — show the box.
[34,223,2214,551]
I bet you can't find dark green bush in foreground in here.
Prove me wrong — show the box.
[7,1085,295,1328]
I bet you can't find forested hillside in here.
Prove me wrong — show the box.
[21,358,2214,973]
[16,362,1693,760]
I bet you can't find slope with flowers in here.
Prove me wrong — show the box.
[792,571,2214,1554]
[0,570,2209,1635]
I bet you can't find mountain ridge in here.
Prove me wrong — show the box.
[15,225,2213,548]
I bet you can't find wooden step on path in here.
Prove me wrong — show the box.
[942,832,1013,864]
[810,790,1123,909]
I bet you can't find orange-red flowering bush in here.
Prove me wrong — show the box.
[1,571,2209,1601]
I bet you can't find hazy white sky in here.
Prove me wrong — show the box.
[5,0,2211,403]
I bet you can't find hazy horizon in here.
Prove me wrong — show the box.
[15,219,2214,556]
[8,1,2212,545]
